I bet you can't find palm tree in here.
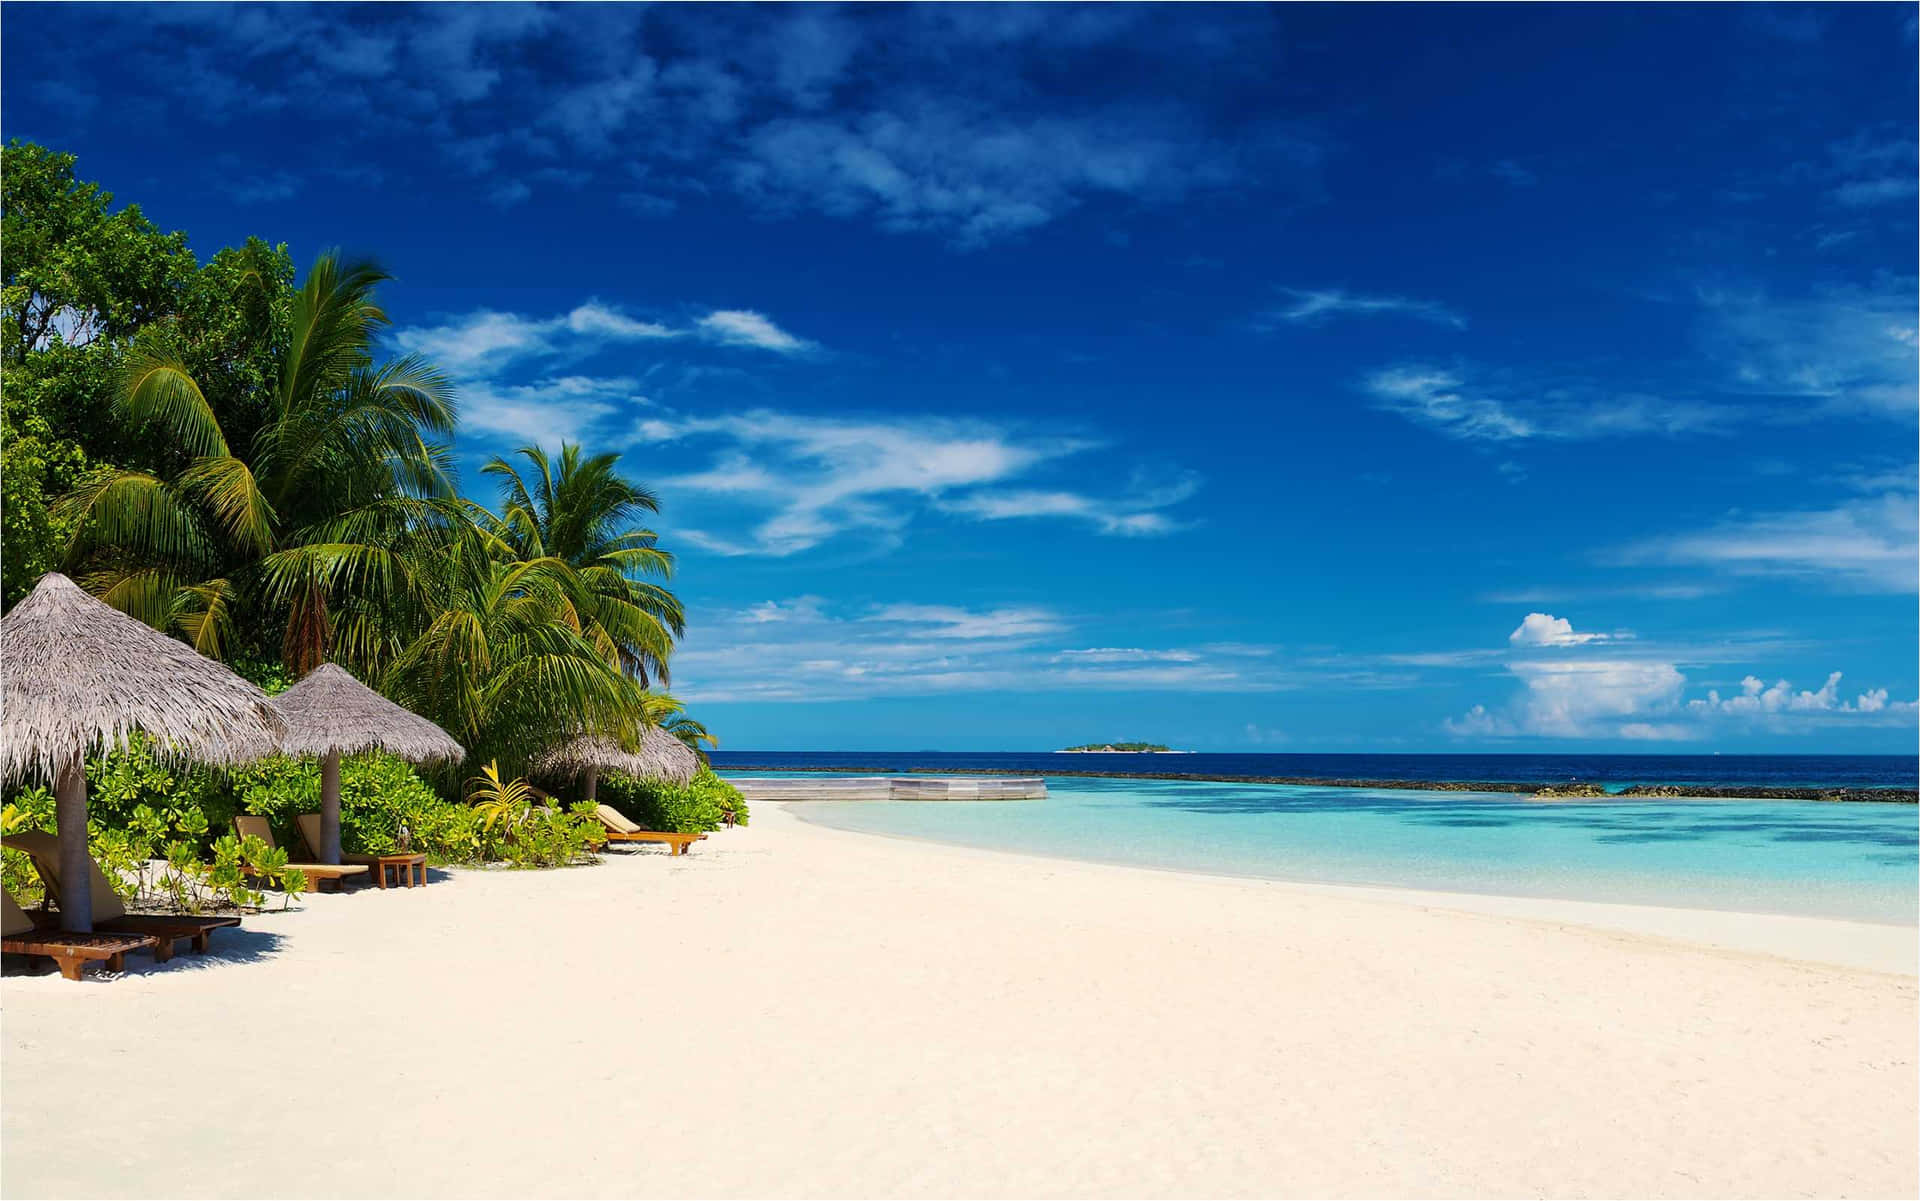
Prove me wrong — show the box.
[384,533,649,774]
[57,251,459,676]
[482,443,683,685]
[661,713,718,766]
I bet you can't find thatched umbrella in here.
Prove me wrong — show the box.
[270,662,464,864]
[535,725,697,800]
[0,572,286,931]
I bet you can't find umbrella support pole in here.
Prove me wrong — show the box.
[320,751,343,865]
[54,756,92,932]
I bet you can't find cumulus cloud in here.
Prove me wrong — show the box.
[1689,672,1917,719]
[1508,612,1620,647]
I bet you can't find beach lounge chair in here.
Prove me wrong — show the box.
[4,831,238,960]
[592,804,707,856]
[2,888,159,981]
[232,817,369,891]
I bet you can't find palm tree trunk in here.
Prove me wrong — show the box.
[54,755,92,932]
[320,751,343,864]
[583,767,599,803]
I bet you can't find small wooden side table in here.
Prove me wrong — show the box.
[365,853,428,888]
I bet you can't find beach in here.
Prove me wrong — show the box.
[4,802,1915,1199]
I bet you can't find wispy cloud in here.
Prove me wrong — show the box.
[938,472,1201,538]
[394,303,680,374]
[671,599,1381,703]
[637,410,1196,556]
[1617,492,1918,593]
[394,302,813,376]
[694,310,813,353]
[1261,288,1466,330]
[1362,366,1727,442]
[1695,281,1918,419]
[51,6,1323,246]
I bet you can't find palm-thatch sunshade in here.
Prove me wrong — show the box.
[270,663,464,864]
[0,572,286,931]
[534,725,698,800]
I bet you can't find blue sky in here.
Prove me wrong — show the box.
[6,3,1916,752]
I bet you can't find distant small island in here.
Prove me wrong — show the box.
[1057,742,1180,753]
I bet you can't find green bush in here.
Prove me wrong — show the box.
[599,767,746,833]
[236,752,442,857]
[237,752,602,869]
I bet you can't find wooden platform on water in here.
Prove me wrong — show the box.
[728,776,1048,802]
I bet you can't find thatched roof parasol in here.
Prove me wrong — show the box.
[270,662,463,864]
[272,663,464,765]
[0,572,286,930]
[535,725,698,799]
[0,572,285,783]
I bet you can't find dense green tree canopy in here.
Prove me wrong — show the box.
[1,140,718,777]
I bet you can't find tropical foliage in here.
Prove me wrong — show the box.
[599,767,748,833]
[2,142,731,892]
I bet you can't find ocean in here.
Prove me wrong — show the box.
[713,753,1919,923]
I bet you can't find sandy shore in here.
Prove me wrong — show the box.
[4,802,1915,1198]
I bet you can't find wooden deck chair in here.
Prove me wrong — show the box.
[292,813,386,872]
[3,832,235,961]
[2,887,159,981]
[593,805,708,856]
[231,817,368,891]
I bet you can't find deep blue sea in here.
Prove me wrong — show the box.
[710,751,1917,790]
[713,753,1919,923]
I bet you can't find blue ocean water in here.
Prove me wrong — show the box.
[714,755,1919,924]
[710,751,1916,790]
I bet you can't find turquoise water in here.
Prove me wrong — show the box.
[749,774,1920,924]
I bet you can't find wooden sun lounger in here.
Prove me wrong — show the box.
[592,805,709,856]
[231,817,370,891]
[7,832,240,958]
[4,888,159,981]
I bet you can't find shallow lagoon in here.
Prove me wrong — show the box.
[758,774,1920,924]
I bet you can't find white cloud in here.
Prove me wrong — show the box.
[1449,629,1917,741]
[394,303,678,375]
[938,472,1200,538]
[1053,647,1201,664]
[1619,493,1917,593]
[1263,288,1465,330]
[637,409,1195,556]
[1696,282,1918,419]
[669,599,1323,703]
[1362,366,1725,442]
[695,309,812,353]
[1508,612,1622,647]
[394,302,808,378]
[862,604,1066,640]
[459,375,643,445]
[1689,672,1918,720]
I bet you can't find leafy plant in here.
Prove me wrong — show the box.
[598,767,746,833]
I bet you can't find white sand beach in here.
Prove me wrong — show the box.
[4,802,1915,1199]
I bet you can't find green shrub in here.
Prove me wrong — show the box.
[238,752,601,869]
[236,752,442,856]
[599,767,746,833]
